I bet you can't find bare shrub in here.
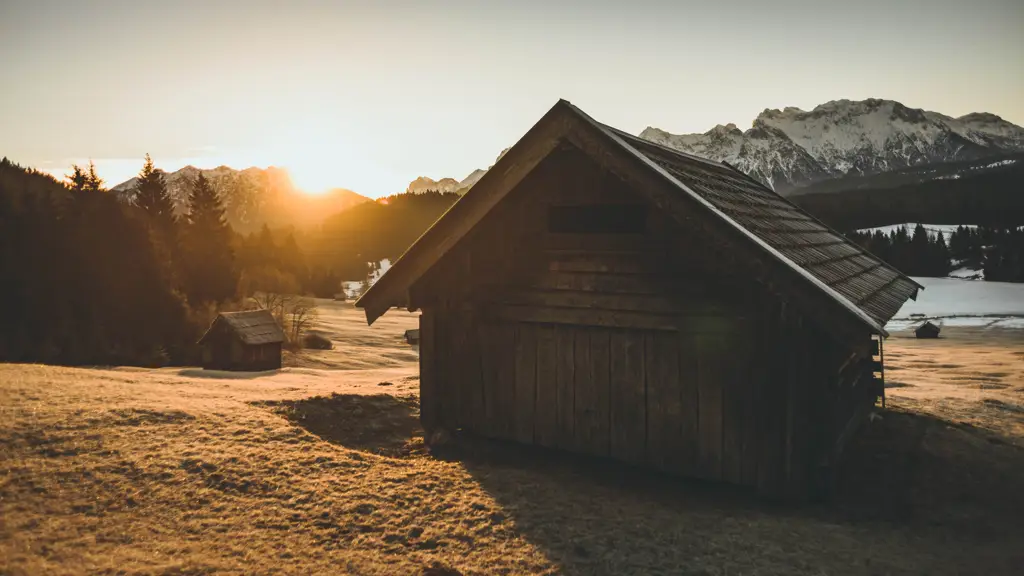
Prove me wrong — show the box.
[249,292,319,349]
[287,297,319,348]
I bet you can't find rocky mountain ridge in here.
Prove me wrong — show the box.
[405,147,510,195]
[639,98,1024,194]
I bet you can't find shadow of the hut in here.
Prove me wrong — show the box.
[829,407,1024,527]
[255,392,424,457]
[177,368,282,379]
[258,391,1024,573]
[447,409,1024,573]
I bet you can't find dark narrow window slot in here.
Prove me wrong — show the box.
[547,204,648,234]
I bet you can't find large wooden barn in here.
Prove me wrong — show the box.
[356,100,921,498]
[198,310,285,371]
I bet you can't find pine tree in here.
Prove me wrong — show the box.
[86,161,104,192]
[256,224,277,264]
[279,231,306,277]
[187,174,228,231]
[66,164,89,193]
[133,154,177,232]
[949,226,965,263]
[934,231,951,276]
[66,161,104,194]
[183,173,238,304]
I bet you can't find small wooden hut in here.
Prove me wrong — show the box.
[356,100,922,499]
[198,310,284,371]
[915,321,940,339]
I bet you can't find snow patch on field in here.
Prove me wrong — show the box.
[341,259,393,300]
[949,266,984,280]
[886,277,1024,331]
[858,223,975,237]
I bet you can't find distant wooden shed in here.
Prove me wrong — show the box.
[915,321,941,339]
[198,310,284,371]
[356,100,922,499]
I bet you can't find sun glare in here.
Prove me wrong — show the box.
[287,161,337,195]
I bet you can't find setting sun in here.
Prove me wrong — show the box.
[285,160,337,195]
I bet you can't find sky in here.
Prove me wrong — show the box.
[1,0,1022,198]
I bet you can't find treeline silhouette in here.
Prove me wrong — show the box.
[0,155,462,366]
[0,158,192,365]
[845,224,1024,282]
[793,160,1024,230]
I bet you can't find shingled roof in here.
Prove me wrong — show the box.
[198,309,285,345]
[602,125,922,329]
[356,99,921,335]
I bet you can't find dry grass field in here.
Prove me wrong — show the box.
[2,301,1023,575]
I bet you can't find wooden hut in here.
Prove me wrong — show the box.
[198,310,284,371]
[355,100,922,499]
[915,321,940,339]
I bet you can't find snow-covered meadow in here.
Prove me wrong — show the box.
[886,277,1024,331]
[858,223,974,237]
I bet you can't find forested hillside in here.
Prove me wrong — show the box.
[846,224,1024,283]
[793,161,1024,230]
[301,190,460,278]
[0,158,192,365]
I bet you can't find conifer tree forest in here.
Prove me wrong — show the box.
[845,224,1024,282]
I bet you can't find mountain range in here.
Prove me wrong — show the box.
[405,148,510,195]
[112,166,370,232]
[639,98,1024,195]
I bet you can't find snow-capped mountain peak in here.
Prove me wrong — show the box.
[641,98,1024,194]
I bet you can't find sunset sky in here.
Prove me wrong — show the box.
[2,0,1022,198]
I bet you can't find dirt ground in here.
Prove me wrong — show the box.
[1,302,1022,575]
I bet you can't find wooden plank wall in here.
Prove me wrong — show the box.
[429,308,781,487]
[425,298,863,500]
